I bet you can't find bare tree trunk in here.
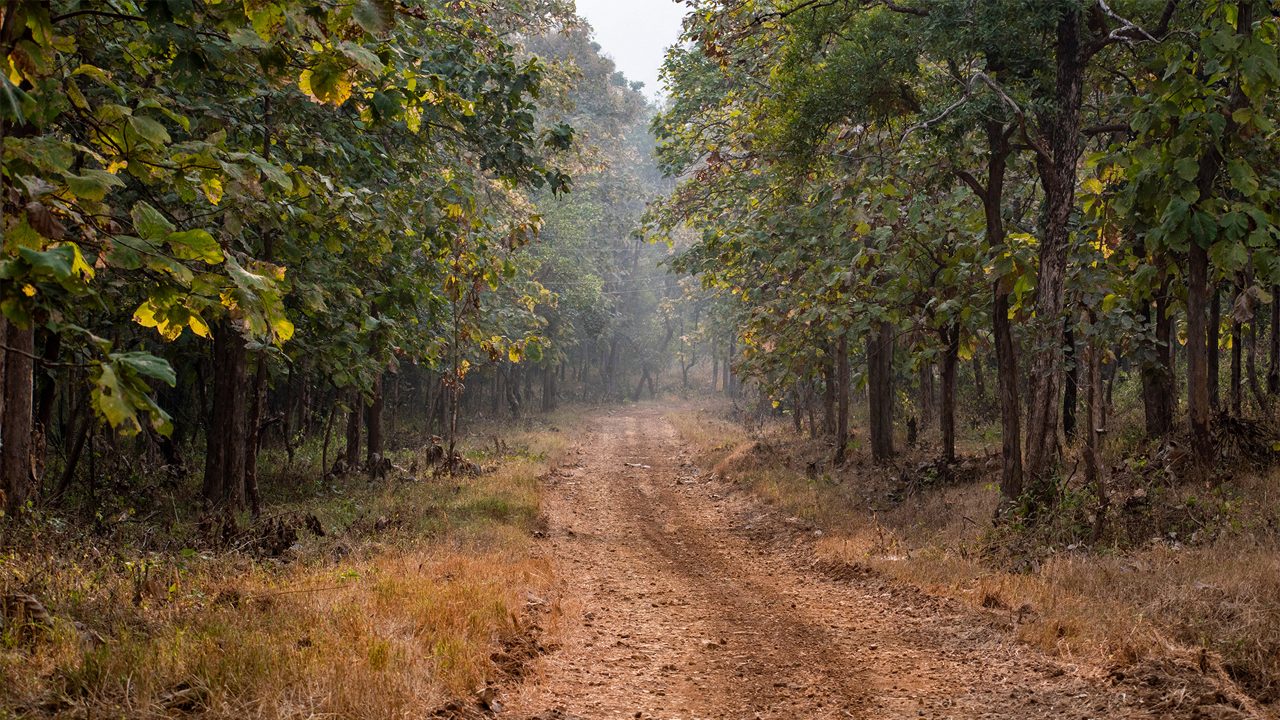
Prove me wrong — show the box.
[344,390,361,471]
[1209,284,1222,412]
[917,358,935,438]
[1187,243,1213,470]
[321,399,336,475]
[365,372,384,472]
[244,352,267,516]
[1082,311,1108,541]
[1140,287,1175,437]
[834,334,850,465]
[203,323,249,508]
[1247,302,1266,413]
[1024,7,1091,505]
[1,319,37,512]
[1269,287,1279,394]
[542,363,557,412]
[867,321,895,462]
[1062,321,1079,442]
[939,324,959,464]
[1231,284,1243,418]
[823,350,836,434]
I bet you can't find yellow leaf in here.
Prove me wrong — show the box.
[187,312,211,338]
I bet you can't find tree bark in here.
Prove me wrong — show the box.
[1140,286,1175,437]
[203,322,249,508]
[1062,321,1079,442]
[1187,243,1213,469]
[1,319,37,512]
[918,357,935,437]
[344,390,361,471]
[823,350,837,434]
[1209,284,1222,411]
[542,362,557,412]
[1269,287,1280,394]
[834,333,851,465]
[1248,301,1267,413]
[1024,6,1090,503]
[365,372,384,472]
[974,121,1024,507]
[1082,312,1108,541]
[939,324,959,465]
[1231,284,1243,418]
[867,321,895,462]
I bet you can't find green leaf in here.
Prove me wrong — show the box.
[112,351,177,386]
[248,155,293,191]
[131,201,175,241]
[1174,156,1200,182]
[352,0,394,35]
[1227,159,1259,196]
[338,41,384,74]
[166,229,224,263]
[1209,239,1248,272]
[18,246,74,279]
[64,170,124,202]
[128,115,171,146]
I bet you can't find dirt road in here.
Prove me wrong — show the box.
[500,407,1157,719]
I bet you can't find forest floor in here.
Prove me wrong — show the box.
[499,403,1259,720]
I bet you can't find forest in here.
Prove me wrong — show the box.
[3,0,1280,718]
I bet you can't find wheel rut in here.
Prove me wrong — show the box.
[500,406,1156,719]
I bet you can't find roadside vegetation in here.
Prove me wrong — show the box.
[0,417,569,718]
[669,394,1280,708]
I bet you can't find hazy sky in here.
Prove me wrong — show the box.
[575,0,687,102]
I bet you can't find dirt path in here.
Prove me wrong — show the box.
[500,406,1158,719]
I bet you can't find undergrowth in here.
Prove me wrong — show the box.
[668,399,1280,707]
[0,416,571,719]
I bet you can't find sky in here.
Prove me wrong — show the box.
[574,0,687,102]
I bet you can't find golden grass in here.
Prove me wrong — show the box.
[668,403,1280,704]
[0,423,569,719]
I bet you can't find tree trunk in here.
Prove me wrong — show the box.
[1,319,37,512]
[722,337,733,395]
[366,372,384,472]
[1024,6,1090,504]
[203,323,249,508]
[939,323,959,465]
[867,321,895,462]
[1248,302,1266,413]
[34,331,60,439]
[834,333,851,465]
[1062,321,1079,442]
[918,358,935,437]
[1231,284,1243,418]
[344,390,361,471]
[244,353,267,517]
[1140,287,1175,437]
[542,363,557,412]
[1209,284,1222,411]
[1269,287,1279,394]
[1187,243,1213,469]
[823,350,837,434]
[1082,311,1108,541]
[982,123,1024,507]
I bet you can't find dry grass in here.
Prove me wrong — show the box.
[0,421,570,719]
[668,401,1280,707]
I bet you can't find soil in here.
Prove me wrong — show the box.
[498,406,1249,719]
